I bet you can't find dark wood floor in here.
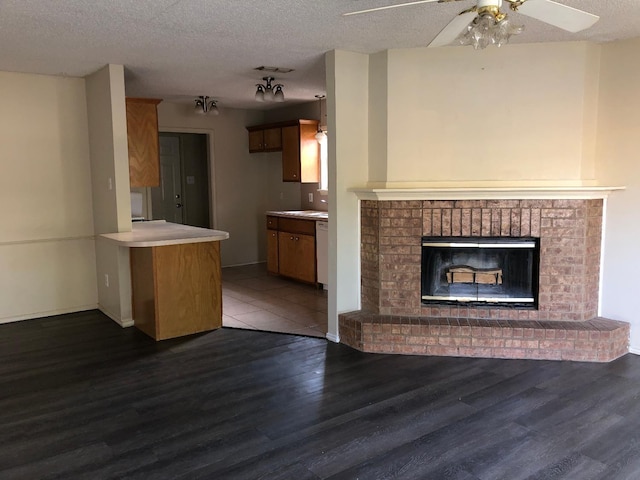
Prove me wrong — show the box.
[2,310,640,479]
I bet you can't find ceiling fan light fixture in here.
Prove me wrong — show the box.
[458,11,524,50]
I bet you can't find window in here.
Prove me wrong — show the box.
[318,135,328,192]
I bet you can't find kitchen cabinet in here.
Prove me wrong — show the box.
[247,119,319,183]
[267,229,279,274]
[282,121,319,183]
[266,215,316,284]
[248,126,282,152]
[126,97,162,188]
[278,232,315,283]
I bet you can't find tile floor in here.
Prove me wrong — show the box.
[222,263,328,338]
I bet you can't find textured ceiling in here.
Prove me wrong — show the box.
[0,0,639,109]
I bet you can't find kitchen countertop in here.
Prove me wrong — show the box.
[267,210,328,220]
[100,220,229,247]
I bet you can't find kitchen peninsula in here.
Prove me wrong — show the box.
[101,221,229,340]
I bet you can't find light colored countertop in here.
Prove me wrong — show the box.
[267,210,328,221]
[100,220,229,247]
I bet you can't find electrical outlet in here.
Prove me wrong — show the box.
[104,274,109,287]
[107,177,113,190]
[308,193,314,203]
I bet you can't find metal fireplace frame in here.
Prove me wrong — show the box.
[421,236,540,308]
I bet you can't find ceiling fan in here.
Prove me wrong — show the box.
[343,0,599,49]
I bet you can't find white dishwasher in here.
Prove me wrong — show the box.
[316,220,328,288]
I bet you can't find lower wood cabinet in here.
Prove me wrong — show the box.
[267,229,279,274]
[277,232,316,283]
[130,241,222,340]
[267,215,316,284]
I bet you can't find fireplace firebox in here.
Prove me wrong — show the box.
[421,236,539,308]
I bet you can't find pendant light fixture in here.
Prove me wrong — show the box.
[314,95,327,143]
[194,96,219,115]
[255,76,284,102]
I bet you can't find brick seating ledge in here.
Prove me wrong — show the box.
[339,312,630,362]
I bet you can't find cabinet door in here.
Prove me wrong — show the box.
[126,98,161,188]
[278,231,316,283]
[248,130,264,152]
[295,234,316,283]
[267,229,279,274]
[281,125,300,181]
[263,127,282,151]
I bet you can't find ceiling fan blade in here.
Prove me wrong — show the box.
[343,0,441,16]
[428,10,477,47]
[514,0,599,33]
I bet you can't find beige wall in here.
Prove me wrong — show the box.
[86,65,133,326]
[157,102,301,266]
[368,42,601,186]
[327,50,370,341]
[595,37,640,352]
[0,71,98,322]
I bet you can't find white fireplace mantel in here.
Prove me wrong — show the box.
[350,185,625,201]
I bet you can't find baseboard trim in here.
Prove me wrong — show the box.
[326,332,340,343]
[629,346,640,356]
[222,261,264,268]
[0,304,99,324]
[98,305,134,328]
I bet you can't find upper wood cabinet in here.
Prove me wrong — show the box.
[247,119,319,183]
[247,126,282,152]
[126,97,162,188]
[282,121,319,183]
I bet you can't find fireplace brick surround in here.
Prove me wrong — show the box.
[339,198,629,362]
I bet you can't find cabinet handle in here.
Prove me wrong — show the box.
[290,236,294,240]
[295,237,299,241]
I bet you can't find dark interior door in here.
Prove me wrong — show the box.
[151,133,210,228]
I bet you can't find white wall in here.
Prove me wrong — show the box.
[372,42,601,186]
[86,64,133,326]
[157,102,300,266]
[0,71,98,322]
[595,37,640,352]
[326,50,370,341]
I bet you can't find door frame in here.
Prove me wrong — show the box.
[158,127,217,230]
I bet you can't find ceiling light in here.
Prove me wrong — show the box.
[255,77,284,103]
[194,96,219,115]
[314,95,327,143]
[458,6,524,50]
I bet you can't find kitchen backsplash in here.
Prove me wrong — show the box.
[301,183,328,211]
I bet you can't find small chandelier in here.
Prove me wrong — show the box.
[314,95,327,143]
[255,76,284,102]
[194,96,219,115]
[458,6,524,50]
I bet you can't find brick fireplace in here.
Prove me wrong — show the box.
[339,196,629,362]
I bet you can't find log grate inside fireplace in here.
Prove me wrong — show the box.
[421,237,539,308]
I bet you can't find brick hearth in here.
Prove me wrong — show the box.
[339,198,629,362]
